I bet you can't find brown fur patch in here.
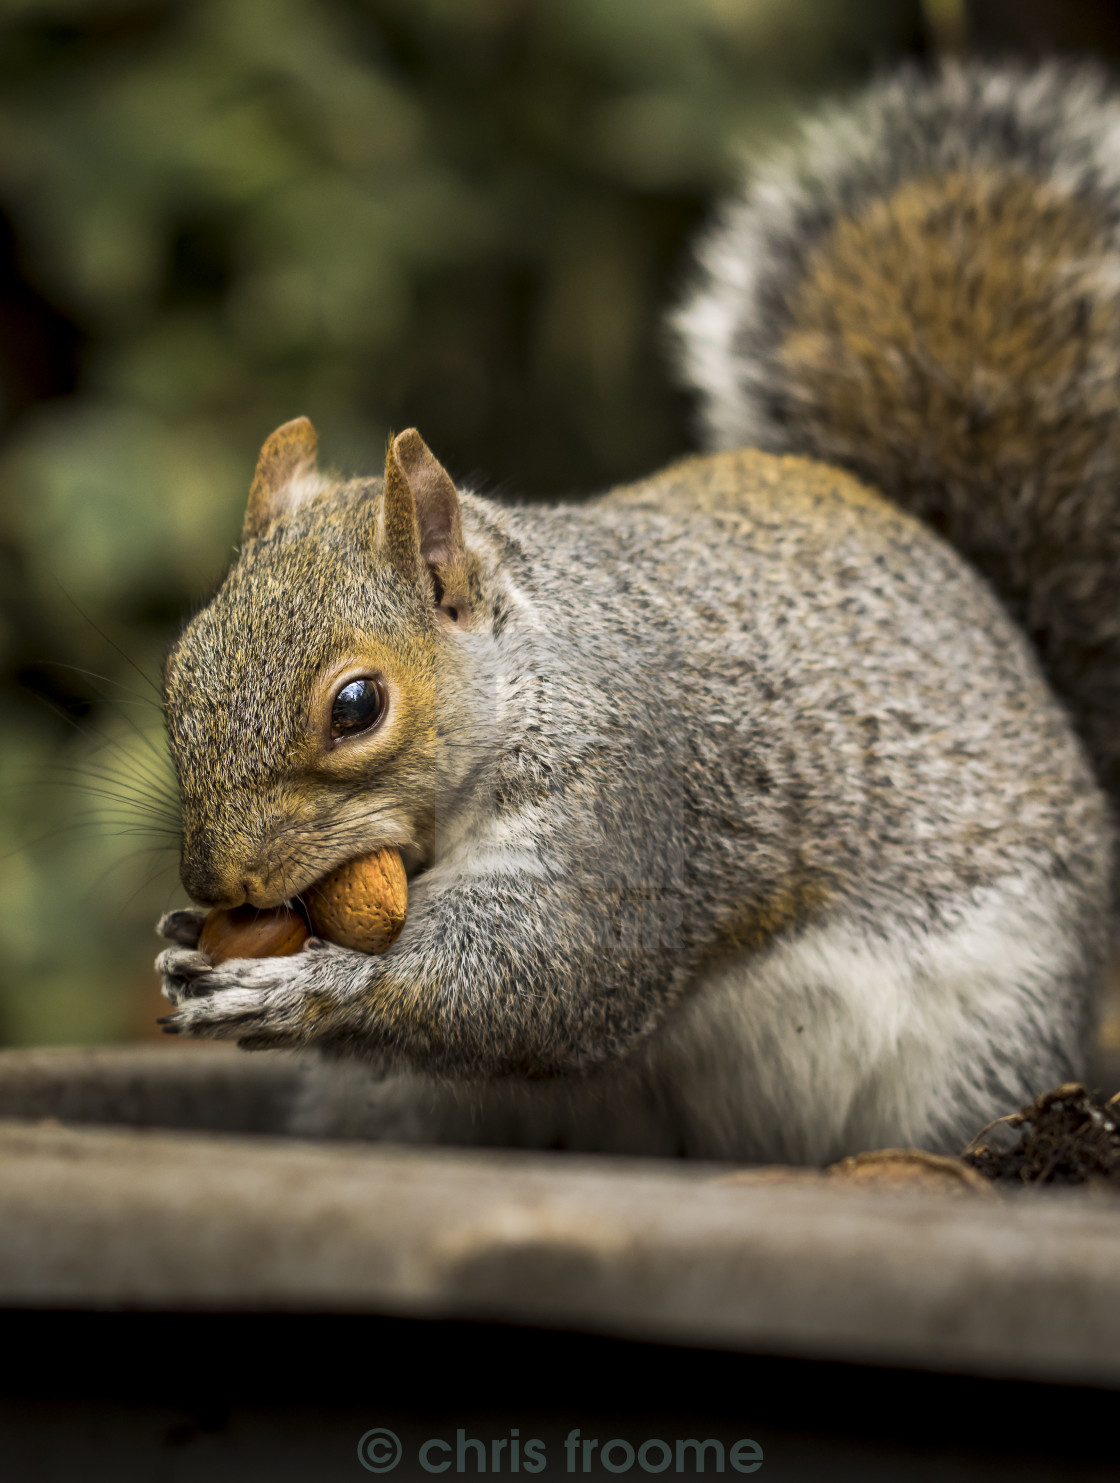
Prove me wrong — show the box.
[770,166,1120,806]
[780,170,1119,530]
[617,445,898,531]
[708,871,834,961]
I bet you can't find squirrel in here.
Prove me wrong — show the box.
[157,60,1120,1165]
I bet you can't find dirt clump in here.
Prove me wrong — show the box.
[963,1083,1120,1190]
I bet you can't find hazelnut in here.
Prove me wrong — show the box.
[199,904,309,964]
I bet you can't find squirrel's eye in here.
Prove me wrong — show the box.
[330,678,386,742]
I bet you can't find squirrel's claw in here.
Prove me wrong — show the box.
[156,945,216,1002]
[156,908,208,948]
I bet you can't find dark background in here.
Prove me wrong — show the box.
[1,0,1117,1046]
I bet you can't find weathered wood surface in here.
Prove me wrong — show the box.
[0,1046,1119,1390]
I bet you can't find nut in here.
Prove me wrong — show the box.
[306,847,407,953]
[199,904,309,964]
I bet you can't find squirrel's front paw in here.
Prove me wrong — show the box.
[156,907,208,949]
[156,947,350,1048]
[159,956,306,1044]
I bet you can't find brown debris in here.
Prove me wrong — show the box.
[713,1148,993,1195]
[963,1083,1120,1191]
[827,1148,995,1196]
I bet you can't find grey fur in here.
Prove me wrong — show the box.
[158,62,1119,1160]
[674,59,1120,809]
[160,447,1112,1159]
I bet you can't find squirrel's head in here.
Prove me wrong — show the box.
[163,418,482,908]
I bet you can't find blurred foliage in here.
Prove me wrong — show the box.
[0,0,941,1045]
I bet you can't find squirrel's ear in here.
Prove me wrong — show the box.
[243,417,322,540]
[381,429,468,615]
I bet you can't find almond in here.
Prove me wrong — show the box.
[306,847,407,953]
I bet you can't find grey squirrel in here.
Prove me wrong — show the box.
[157,61,1120,1163]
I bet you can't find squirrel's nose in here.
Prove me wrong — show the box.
[241,873,281,909]
[179,822,280,907]
[179,857,248,910]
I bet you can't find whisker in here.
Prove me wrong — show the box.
[0,820,179,866]
[35,662,165,711]
[108,855,182,920]
[49,574,163,700]
[28,697,177,806]
[37,780,181,825]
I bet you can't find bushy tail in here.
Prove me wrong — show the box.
[674,61,1120,807]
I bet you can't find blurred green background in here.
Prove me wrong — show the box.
[1,0,1116,1046]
